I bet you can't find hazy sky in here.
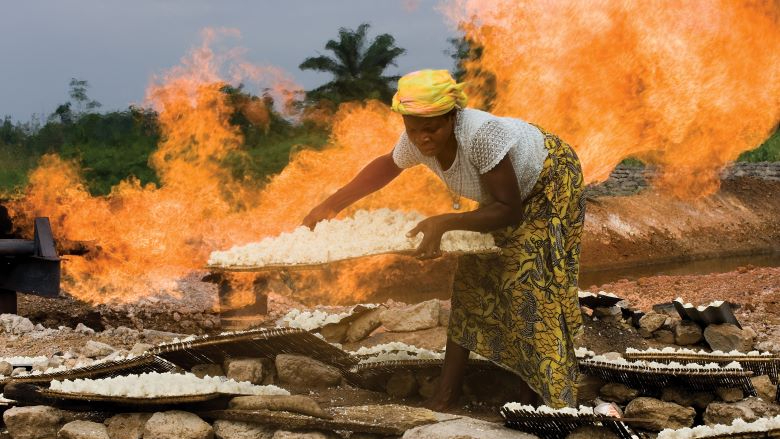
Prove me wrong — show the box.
[0,0,458,122]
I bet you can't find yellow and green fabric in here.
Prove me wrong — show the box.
[448,128,585,408]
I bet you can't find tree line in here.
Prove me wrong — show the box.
[1,24,777,195]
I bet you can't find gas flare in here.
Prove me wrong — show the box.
[445,0,780,197]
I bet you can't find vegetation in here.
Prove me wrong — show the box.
[299,23,405,104]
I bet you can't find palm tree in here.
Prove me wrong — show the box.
[299,24,406,104]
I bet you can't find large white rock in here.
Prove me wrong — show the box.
[0,314,35,334]
[82,340,116,358]
[213,420,275,439]
[381,300,440,332]
[142,411,213,439]
[703,323,754,352]
[58,421,109,439]
[275,354,342,388]
[402,417,538,439]
[105,413,153,439]
[3,405,64,439]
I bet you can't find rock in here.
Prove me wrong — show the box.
[577,374,605,403]
[58,421,109,439]
[750,375,777,402]
[11,367,26,376]
[129,343,153,356]
[275,354,342,388]
[104,413,152,439]
[212,420,275,439]
[402,416,538,438]
[662,387,714,409]
[653,330,675,344]
[624,397,695,431]
[716,387,744,402]
[565,425,619,439]
[225,358,264,384]
[74,323,96,335]
[704,401,754,425]
[319,322,348,343]
[386,371,418,398]
[599,383,639,404]
[0,360,12,376]
[704,323,755,352]
[142,411,213,439]
[381,300,440,332]
[0,314,35,334]
[82,340,116,358]
[415,369,440,399]
[191,364,225,379]
[338,404,441,433]
[229,395,329,418]
[438,301,451,326]
[638,312,667,333]
[3,405,64,439]
[345,308,383,343]
[674,321,703,345]
[593,306,621,320]
[272,432,338,439]
[704,397,780,425]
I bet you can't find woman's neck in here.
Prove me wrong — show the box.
[435,132,458,171]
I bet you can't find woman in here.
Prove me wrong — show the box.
[303,70,585,409]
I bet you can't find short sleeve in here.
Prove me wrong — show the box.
[468,120,515,174]
[391,133,422,169]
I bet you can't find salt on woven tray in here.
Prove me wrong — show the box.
[623,347,780,384]
[150,327,357,371]
[579,356,756,395]
[500,404,641,439]
[657,414,780,439]
[0,354,176,391]
[206,209,500,271]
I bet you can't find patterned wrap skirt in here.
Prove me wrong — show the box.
[448,127,585,408]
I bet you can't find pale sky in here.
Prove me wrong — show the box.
[0,0,458,122]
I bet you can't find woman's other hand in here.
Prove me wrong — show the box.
[302,203,337,230]
[407,215,451,259]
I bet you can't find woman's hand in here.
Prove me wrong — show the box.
[302,202,338,230]
[407,215,452,260]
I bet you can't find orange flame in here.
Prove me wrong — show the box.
[446,0,780,197]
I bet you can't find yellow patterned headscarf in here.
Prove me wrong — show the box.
[391,70,467,117]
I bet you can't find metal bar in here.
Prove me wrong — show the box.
[33,218,58,259]
[0,289,17,314]
[0,258,60,297]
[0,240,35,256]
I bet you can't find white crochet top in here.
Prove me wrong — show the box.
[392,108,547,204]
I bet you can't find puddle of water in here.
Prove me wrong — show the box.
[579,252,780,289]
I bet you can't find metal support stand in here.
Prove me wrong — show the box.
[0,288,17,314]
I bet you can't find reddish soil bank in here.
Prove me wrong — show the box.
[580,178,780,270]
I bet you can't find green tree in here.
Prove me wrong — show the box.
[445,35,496,111]
[69,78,102,113]
[299,23,406,104]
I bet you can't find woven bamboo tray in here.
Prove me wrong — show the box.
[345,358,501,388]
[501,407,641,439]
[150,327,357,371]
[579,360,756,395]
[623,352,780,383]
[206,248,501,272]
[0,354,176,390]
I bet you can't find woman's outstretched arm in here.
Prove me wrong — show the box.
[302,152,403,228]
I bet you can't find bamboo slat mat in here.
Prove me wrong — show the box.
[579,360,756,395]
[150,327,357,371]
[500,408,641,439]
[0,354,176,390]
[691,430,780,439]
[345,358,503,389]
[199,404,442,436]
[623,352,779,383]
[206,248,501,272]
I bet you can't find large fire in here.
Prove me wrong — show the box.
[446,0,780,197]
[9,2,780,304]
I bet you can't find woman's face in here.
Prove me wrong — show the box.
[402,112,455,157]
